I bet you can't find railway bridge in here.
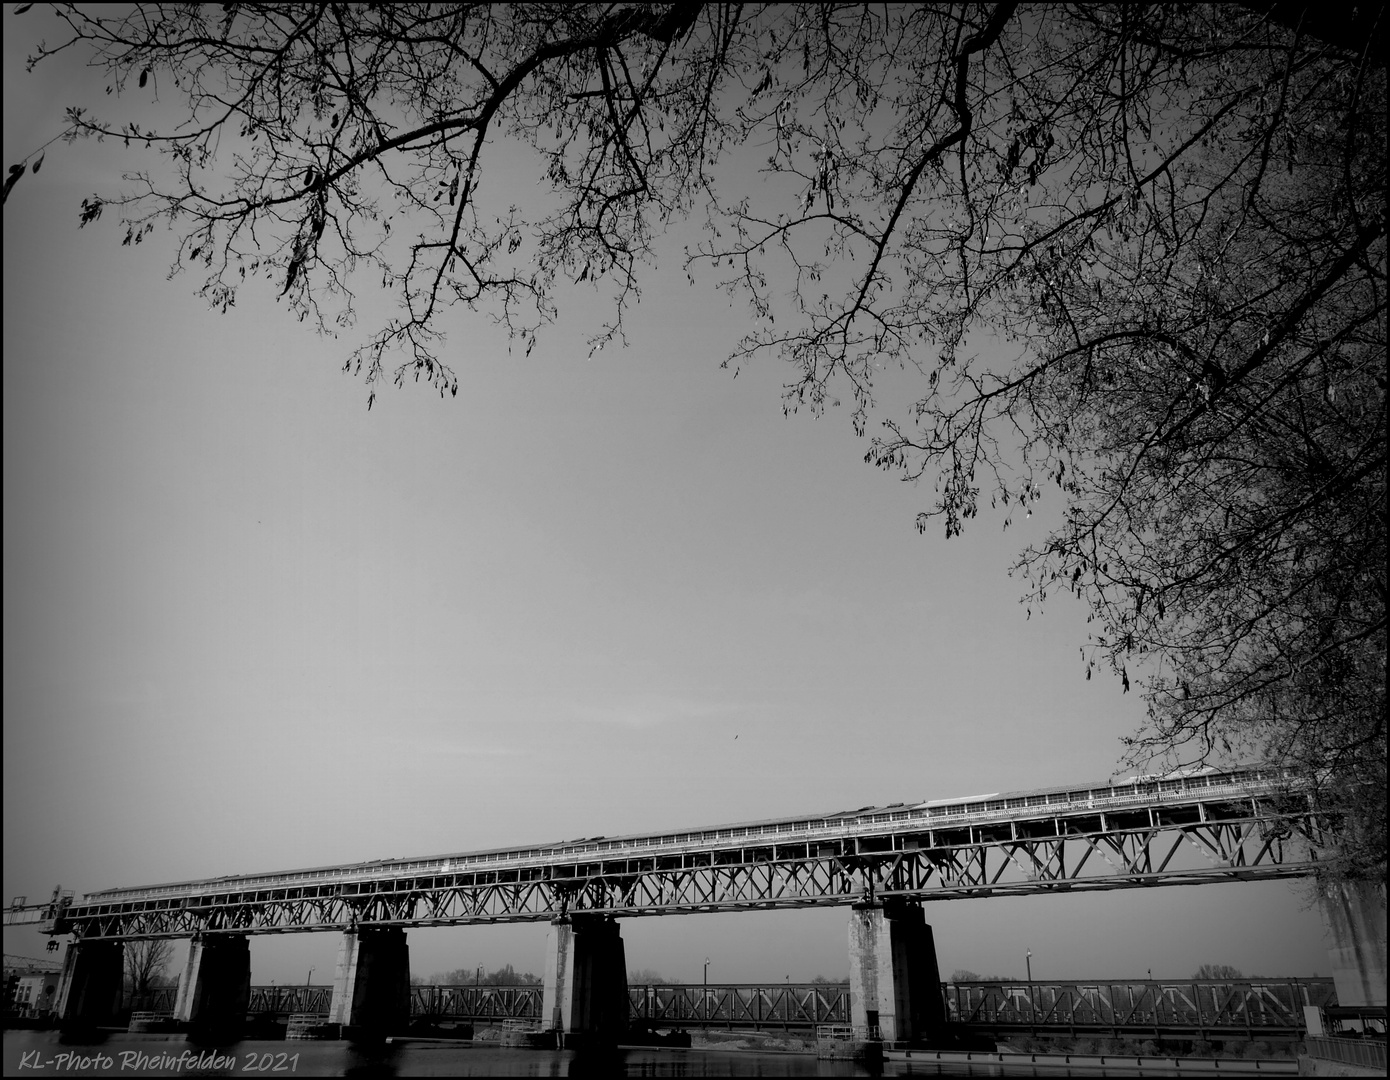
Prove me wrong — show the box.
[6,764,1382,1046]
[124,976,1336,1041]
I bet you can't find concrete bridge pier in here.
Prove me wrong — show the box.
[1318,879,1387,1008]
[328,927,411,1036]
[55,939,124,1028]
[848,900,946,1046]
[541,914,629,1048]
[174,934,251,1033]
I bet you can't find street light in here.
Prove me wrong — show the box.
[1025,950,1033,983]
[306,968,315,986]
[703,958,710,1023]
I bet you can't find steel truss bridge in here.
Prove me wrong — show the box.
[943,978,1336,1040]
[128,979,1335,1039]
[7,765,1323,940]
[403,982,856,1030]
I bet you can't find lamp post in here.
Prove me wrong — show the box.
[1025,951,1032,983]
[703,958,710,1023]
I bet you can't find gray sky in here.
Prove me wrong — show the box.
[3,6,1329,986]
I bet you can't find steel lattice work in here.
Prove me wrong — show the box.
[399,979,1336,1037]
[629,983,852,1029]
[412,985,543,1022]
[11,766,1325,941]
[246,986,333,1016]
[101,979,1340,1038]
[945,978,1338,1039]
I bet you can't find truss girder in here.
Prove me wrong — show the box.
[411,985,543,1020]
[943,979,1337,1037]
[53,801,1321,940]
[627,984,851,1027]
[245,987,333,1015]
[119,979,1338,1037]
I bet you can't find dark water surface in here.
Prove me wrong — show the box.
[5,1031,885,1077]
[4,1031,1297,1077]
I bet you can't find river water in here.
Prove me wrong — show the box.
[6,1031,883,1077]
[3,1030,1301,1077]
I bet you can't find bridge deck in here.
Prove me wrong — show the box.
[7,766,1323,939]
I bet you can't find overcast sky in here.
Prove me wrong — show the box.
[3,6,1330,986]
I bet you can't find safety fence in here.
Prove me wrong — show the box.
[1303,1035,1386,1071]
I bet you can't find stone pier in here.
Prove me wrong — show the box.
[541,914,628,1048]
[173,934,251,1032]
[848,900,945,1045]
[1318,879,1387,1008]
[328,928,411,1036]
[55,940,124,1028]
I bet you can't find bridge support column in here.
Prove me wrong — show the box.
[541,914,628,1048]
[328,928,410,1036]
[848,901,945,1046]
[1318,879,1387,1007]
[173,934,250,1032]
[55,939,124,1028]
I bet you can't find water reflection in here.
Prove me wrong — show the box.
[4,1032,1302,1077]
[6,1032,882,1078]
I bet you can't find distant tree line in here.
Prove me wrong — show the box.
[949,965,1258,982]
[398,961,1289,987]
[950,969,1017,983]
[407,966,855,986]
[1191,964,1244,981]
[410,963,541,986]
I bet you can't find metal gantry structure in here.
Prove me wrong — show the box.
[5,765,1323,941]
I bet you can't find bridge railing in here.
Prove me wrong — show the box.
[945,979,1336,1035]
[1304,1035,1387,1072]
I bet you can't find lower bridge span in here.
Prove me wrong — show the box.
[134,977,1336,1038]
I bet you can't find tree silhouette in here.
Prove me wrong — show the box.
[13,3,1384,877]
[1192,964,1245,981]
[123,938,174,1006]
